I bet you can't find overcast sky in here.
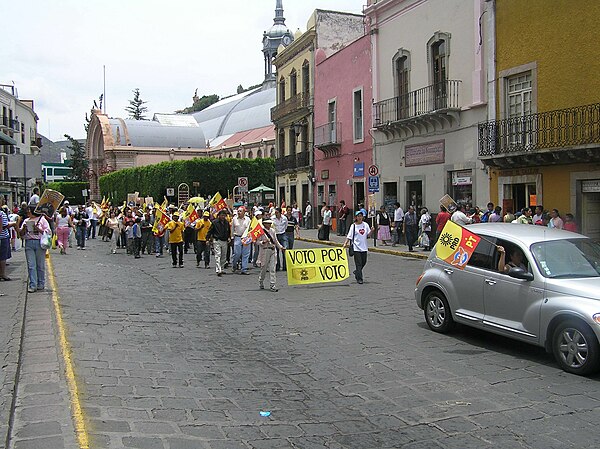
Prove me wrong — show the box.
[2,0,366,141]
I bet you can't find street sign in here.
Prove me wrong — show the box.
[368,164,379,177]
[166,188,175,197]
[81,189,88,197]
[368,176,380,193]
[238,177,248,193]
[353,162,364,177]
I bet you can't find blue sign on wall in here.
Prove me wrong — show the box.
[368,176,380,192]
[353,162,365,177]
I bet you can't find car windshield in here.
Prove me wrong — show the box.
[531,239,600,278]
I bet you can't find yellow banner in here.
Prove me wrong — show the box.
[285,248,349,285]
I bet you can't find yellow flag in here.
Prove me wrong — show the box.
[161,196,168,210]
[209,192,222,206]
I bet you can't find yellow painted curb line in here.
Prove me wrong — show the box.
[47,256,90,449]
[296,237,429,259]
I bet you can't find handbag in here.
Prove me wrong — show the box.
[348,224,356,257]
[40,231,52,250]
[51,233,58,249]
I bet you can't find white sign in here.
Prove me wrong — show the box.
[582,180,600,193]
[81,189,88,197]
[452,170,472,186]
[368,164,379,177]
[238,177,248,192]
[166,188,175,196]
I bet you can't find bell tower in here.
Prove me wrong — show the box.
[262,0,294,86]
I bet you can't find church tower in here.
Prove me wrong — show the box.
[262,0,294,87]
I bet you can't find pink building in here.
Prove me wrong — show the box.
[313,34,372,229]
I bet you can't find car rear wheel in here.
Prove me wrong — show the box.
[552,320,600,375]
[424,291,454,333]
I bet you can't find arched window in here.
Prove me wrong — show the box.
[279,77,286,102]
[392,49,410,118]
[236,153,241,159]
[257,149,263,158]
[427,32,451,108]
[248,150,253,159]
[302,60,310,94]
[270,147,275,158]
[290,69,297,96]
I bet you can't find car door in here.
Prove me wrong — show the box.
[482,239,544,343]
[438,237,497,324]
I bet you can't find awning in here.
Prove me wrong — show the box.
[0,133,17,146]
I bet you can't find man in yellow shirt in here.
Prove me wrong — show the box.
[195,211,212,269]
[166,212,185,268]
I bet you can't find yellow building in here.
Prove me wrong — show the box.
[480,0,600,238]
[272,9,364,222]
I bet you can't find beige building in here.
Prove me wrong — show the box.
[272,9,365,217]
[366,0,491,210]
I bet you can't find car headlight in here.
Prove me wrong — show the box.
[592,313,600,325]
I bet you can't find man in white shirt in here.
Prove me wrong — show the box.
[321,204,332,241]
[392,202,404,246]
[231,207,251,274]
[451,204,472,226]
[272,208,288,271]
[28,187,40,207]
[304,201,312,229]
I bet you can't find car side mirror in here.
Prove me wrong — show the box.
[508,267,534,281]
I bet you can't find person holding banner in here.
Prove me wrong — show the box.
[256,218,285,292]
[231,208,251,275]
[343,211,373,284]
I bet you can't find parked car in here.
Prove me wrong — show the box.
[415,223,600,375]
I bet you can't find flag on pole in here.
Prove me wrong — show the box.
[184,204,199,226]
[209,192,227,212]
[434,220,481,269]
[246,217,265,243]
[152,208,171,236]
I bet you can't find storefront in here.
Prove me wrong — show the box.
[450,169,473,206]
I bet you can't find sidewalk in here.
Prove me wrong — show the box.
[295,228,429,259]
[0,248,78,449]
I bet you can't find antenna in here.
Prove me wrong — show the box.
[103,65,106,114]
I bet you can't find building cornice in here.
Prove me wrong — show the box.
[274,29,316,68]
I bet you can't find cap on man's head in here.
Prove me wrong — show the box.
[355,211,364,216]
[254,210,263,216]
[64,200,70,204]
[262,218,273,224]
[203,211,210,217]
[173,212,180,217]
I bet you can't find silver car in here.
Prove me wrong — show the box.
[415,223,600,375]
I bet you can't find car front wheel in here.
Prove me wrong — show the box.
[424,291,454,333]
[552,320,600,375]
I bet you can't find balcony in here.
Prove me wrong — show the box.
[373,80,461,137]
[271,92,312,123]
[478,103,600,168]
[30,136,43,150]
[314,122,341,158]
[275,151,311,173]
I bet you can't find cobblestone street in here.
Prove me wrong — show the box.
[38,239,600,448]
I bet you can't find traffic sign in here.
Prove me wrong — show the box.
[238,177,248,193]
[166,188,175,197]
[368,176,380,192]
[368,164,379,177]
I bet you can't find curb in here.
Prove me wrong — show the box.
[296,237,429,259]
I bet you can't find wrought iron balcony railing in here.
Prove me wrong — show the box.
[296,151,310,168]
[373,80,461,126]
[314,122,342,147]
[271,93,312,122]
[275,151,310,172]
[275,154,296,171]
[478,103,600,157]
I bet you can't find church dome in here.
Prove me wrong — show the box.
[267,23,291,39]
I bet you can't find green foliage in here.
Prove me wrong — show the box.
[177,94,220,114]
[125,88,149,120]
[47,181,90,205]
[98,158,275,202]
[64,134,87,181]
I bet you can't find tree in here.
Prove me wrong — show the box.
[177,94,220,114]
[64,134,88,181]
[125,88,149,120]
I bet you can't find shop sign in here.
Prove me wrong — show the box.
[452,170,472,186]
[405,140,445,167]
[353,162,365,177]
[582,180,600,193]
[498,168,539,177]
